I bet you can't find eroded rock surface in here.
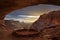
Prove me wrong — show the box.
[30,10,60,31]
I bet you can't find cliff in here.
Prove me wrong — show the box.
[30,10,60,31]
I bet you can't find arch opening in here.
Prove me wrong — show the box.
[4,4,60,30]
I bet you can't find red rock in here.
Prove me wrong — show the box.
[30,10,60,31]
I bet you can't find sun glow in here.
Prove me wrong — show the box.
[18,15,40,23]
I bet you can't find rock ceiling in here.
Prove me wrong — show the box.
[0,0,60,19]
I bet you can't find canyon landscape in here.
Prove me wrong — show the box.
[0,0,60,40]
[0,10,60,40]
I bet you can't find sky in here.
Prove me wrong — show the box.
[4,4,60,23]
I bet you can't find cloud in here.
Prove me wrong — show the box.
[5,15,39,23]
[18,15,39,18]
[5,15,39,19]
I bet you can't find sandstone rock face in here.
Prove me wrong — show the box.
[41,25,60,40]
[0,20,11,31]
[30,10,60,40]
[30,10,60,31]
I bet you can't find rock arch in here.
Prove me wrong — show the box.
[0,0,60,31]
[0,0,60,20]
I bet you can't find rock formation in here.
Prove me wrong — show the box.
[0,10,60,40]
[41,25,60,40]
[30,10,60,31]
[30,10,60,40]
[0,0,60,40]
[0,0,60,19]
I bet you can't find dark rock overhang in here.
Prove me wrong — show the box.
[0,0,60,19]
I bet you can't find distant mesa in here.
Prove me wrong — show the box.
[4,20,23,30]
[4,20,32,30]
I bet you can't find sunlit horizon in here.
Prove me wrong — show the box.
[5,15,40,23]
